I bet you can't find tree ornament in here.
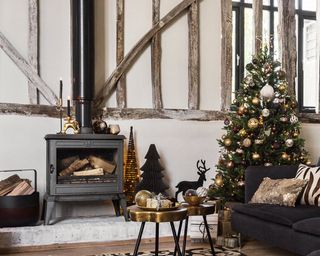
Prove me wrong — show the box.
[280,116,288,123]
[224,138,232,147]
[236,148,244,155]
[254,139,264,145]
[260,84,275,99]
[285,139,294,147]
[224,118,231,126]
[293,131,299,137]
[281,152,289,160]
[252,97,260,105]
[248,118,259,129]
[226,161,234,169]
[272,141,280,149]
[264,163,273,167]
[277,70,286,80]
[291,100,297,108]
[278,83,287,93]
[263,63,272,74]
[237,105,246,115]
[232,98,238,104]
[135,190,153,207]
[306,160,312,165]
[214,174,224,187]
[232,126,240,133]
[238,180,245,187]
[252,152,260,160]
[238,129,247,137]
[290,115,298,124]
[262,108,270,117]
[243,138,252,147]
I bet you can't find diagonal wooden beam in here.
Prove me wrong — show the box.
[188,0,200,110]
[28,0,39,104]
[278,0,296,96]
[220,0,232,111]
[116,0,126,109]
[0,32,58,105]
[151,0,163,109]
[252,0,263,54]
[94,0,198,109]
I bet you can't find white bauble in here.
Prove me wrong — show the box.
[262,108,270,117]
[290,115,298,124]
[285,139,294,147]
[260,84,275,99]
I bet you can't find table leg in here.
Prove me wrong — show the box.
[170,222,183,256]
[203,215,215,256]
[182,216,189,256]
[155,222,159,256]
[133,222,145,256]
[173,220,183,256]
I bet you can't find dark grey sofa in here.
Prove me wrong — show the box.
[231,165,320,256]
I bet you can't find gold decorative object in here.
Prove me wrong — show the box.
[237,105,246,115]
[109,124,120,135]
[278,84,286,93]
[223,138,232,147]
[252,152,260,160]
[215,174,224,187]
[252,97,260,105]
[248,118,259,129]
[243,138,252,147]
[183,195,206,206]
[124,126,140,205]
[226,161,234,169]
[238,129,247,137]
[281,152,289,160]
[135,190,152,207]
[62,116,80,134]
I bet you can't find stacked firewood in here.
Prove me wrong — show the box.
[0,175,35,196]
[59,155,116,177]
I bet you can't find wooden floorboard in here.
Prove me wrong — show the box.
[0,239,298,256]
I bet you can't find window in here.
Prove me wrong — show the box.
[232,0,316,113]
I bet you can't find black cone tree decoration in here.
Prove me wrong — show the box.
[136,144,169,194]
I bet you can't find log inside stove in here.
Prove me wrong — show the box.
[57,155,117,184]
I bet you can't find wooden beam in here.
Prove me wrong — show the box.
[278,0,296,96]
[188,0,200,110]
[28,0,39,104]
[252,0,263,54]
[0,32,58,105]
[94,0,198,109]
[220,0,232,111]
[0,103,61,118]
[151,0,163,109]
[316,0,320,113]
[116,0,126,109]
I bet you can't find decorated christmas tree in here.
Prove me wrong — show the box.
[136,144,169,194]
[209,46,310,202]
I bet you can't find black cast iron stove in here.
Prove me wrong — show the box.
[43,0,127,225]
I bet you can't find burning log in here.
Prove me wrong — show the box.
[59,159,90,176]
[88,156,116,174]
[73,168,104,176]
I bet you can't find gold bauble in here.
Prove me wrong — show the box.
[238,105,246,115]
[278,84,286,93]
[281,152,289,160]
[224,138,232,147]
[293,131,299,137]
[248,118,259,129]
[306,160,312,165]
[135,190,153,207]
[252,152,260,160]
[252,97,260,105]
[243,138,252,147]
[238,129,247,137]
[226,161,234,169]
[215,174,224,187]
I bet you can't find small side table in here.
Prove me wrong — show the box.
[174,203,216,256]
[128,205,188,256]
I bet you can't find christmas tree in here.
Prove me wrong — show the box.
[124,126,140,205]
[136,144,169,194]
[209,46,309,203]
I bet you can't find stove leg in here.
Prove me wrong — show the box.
[112,200,120,216]
[44,198,55,225]
[119,195,128,221]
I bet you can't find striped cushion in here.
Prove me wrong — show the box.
[295,164,320,206]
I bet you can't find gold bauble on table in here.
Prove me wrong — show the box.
[252,152,260,160]
[135,190,153,207]
[281,152,289,160]
[243,138,252,147]
[248,118,259,129]
[252,97,260,105]
[238,129,247,137]
[224,138,232,147]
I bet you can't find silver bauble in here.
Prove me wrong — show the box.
[285,139,294,147]
[262,108,270,117]
[290,115,298,124]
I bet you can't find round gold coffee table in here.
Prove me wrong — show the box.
[174,203,216,256]
[128,205,188,256]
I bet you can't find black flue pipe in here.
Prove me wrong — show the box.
[71,0,94,134]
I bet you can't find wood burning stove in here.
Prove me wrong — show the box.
[43,0,127,225]
[44,134,127,225]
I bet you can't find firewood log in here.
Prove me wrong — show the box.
[73,168,104,176]
[0,174,22,196]
[58,155,79,170]
[59,159,89,176]
[7,180,34,196]
[88,156,116,174]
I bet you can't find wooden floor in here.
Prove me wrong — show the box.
[0,239,298,256]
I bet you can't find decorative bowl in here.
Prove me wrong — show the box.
[183,195,206,206]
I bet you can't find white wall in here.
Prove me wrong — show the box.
[0,0,319,218]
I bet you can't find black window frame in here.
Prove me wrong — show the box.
[232,0,316,113]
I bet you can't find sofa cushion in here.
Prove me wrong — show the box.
[307,250,320,256]
[232,203,320,227]
[249,177,307,207]
[293,217,320,236]
[295,164,320,206]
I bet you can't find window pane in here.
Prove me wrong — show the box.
[263,0,270,6]
[245,0,252,3]
[244,8,253,69]
[273,11,279,60]
[263,10,270,46]
[302,0,316,11]
[303,19,317,107]
[232,11,237,94]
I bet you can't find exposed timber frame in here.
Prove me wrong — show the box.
[252,0,263,55]
[116,0,126,109]
[278,0,296,96]
[220,0,232,111]
[316,0,320,113]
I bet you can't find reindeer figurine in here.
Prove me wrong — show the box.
[175,159,210,200]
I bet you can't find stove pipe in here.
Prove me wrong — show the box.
[71,0,94,134]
